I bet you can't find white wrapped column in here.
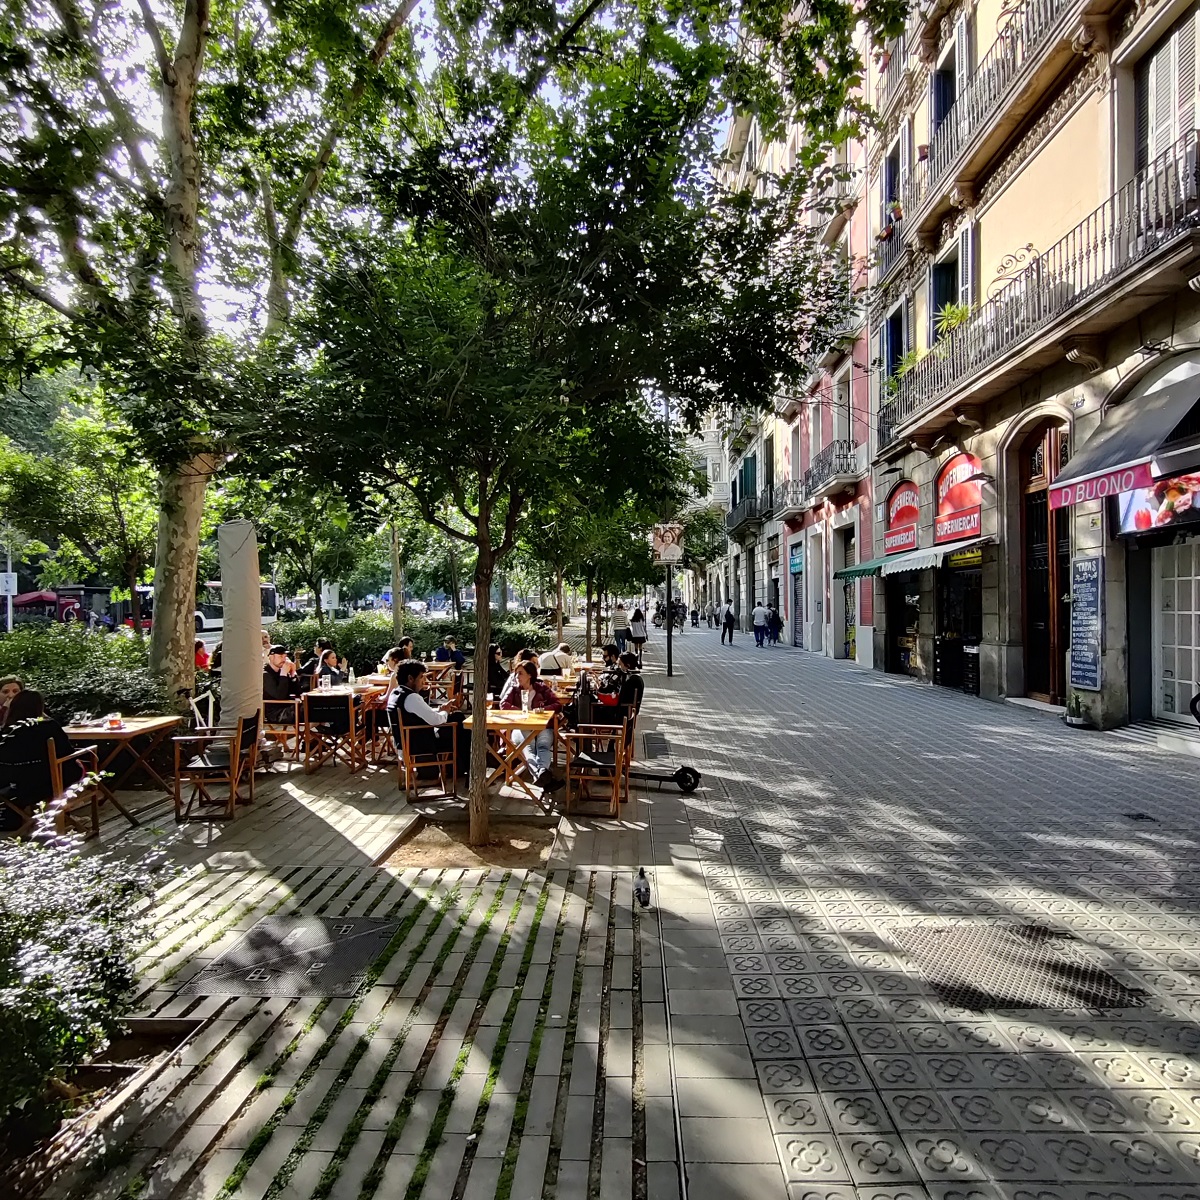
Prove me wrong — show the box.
[217,520,263,728]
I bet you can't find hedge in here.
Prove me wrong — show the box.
[0,625,168,722]
[267,612,551,674]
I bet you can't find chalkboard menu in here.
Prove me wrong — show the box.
[1069,556,1104,692]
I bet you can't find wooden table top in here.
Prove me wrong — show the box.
[463,710,553,732]
[65,714,182,740]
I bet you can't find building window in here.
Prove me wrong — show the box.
[930,225,976,341]
[1135,7,1197,171]
[763,436,775,490]
[833,371,852,443]
[884,303,908,377]
[790,424,801,480]
[932,16,971,137]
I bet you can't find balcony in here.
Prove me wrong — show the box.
[775,389,804,420]
[817,305,865,369]
[878,132,1200,450]
[758,485,777,520]
[875,215,907,282]
[725,496,763,536]
[874,34,908,115]
[905,0,1111,245]
[774,478,807,520]
[805,440,863,499]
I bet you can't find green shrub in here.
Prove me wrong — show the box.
[268,612,550,672]
[0,817,165,1121]
[0,625,167,721]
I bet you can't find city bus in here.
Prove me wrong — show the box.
[195,581,278,632]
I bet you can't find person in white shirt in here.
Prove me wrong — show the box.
[538,642,576,675]
[751,601,769,647]
[386,659,468,776]
[611,603,631,653]
[721,600,736,645]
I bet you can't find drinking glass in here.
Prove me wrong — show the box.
[521,690,531,714]
[319,675,331,691]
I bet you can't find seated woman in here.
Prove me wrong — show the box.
[486,643,509,697]
[0,675,25,727]
[194,639,211,670]
[316,648,347,686]
[386,658,469,776]
[0,690,80,830]
[499,661,562,789]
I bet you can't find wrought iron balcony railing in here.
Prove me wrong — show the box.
[805,440,860,496]
[758,486,776,519]
[875,215,906,279]
[926,0,1071,198]
[878,131,1200,446]
[773,478,807,517]
[725,496,761,534]
[874,34,907,111]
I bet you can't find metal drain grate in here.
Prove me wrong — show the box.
[182,915,400,997]
[891,923,1145,1012]
[642,731,669,759]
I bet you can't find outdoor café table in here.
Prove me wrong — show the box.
[462,708,554,801]
[62,714,182,826]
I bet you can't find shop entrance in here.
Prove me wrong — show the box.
[936,562,982,691]
[885,575,920,675]
[792,568,805,647]
[1021,421,1071,704]
[1153,540,1200,723]
[841,529,856,659]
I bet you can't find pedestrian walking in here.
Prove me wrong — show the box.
[629,607,648,666]
[751,600,769,647]
[767,604,783,646]
[611,602,631,653]
[721,600,736,645]
[705,602,714,629]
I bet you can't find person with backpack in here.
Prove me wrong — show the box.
[720,600,736,645]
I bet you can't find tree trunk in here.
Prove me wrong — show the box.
[128,562,143,639]
[497,571,508,616]
[555,568,564,641]
[585,574,594,659]
[469,543,495,847]
[148,454,212,708]
[390,522,404,640]
[448,546,460,620]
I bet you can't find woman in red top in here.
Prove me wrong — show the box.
[499,660,562,788]
[194,639,210,670]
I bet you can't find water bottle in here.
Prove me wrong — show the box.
[349,666,356,684]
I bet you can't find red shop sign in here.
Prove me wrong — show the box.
[935,452,982,544]
[885,480,919,554]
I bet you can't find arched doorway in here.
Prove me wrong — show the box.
[1021,420,1071,703]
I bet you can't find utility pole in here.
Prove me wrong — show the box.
[665,563,673,677]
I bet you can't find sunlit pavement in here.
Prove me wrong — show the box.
[631,626,1200,1199]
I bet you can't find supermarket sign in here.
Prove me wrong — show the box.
[885,480,919,554]
[935,452,982,544]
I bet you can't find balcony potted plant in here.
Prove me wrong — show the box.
[877,48,891,70]
[876,224,894,242]
[917,143,930,161]
[890,200,904,220]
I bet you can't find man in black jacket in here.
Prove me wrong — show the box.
[263,645,300,721]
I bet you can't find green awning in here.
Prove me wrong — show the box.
[833,555,888,580]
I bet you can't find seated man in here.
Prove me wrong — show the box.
[537,642,575,675]
[434,636,466,669]
[499,660,562,790]
[387,658,469,776]
[616,652,645,713]
[263,644,300,721]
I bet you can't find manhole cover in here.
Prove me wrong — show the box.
[891,923,1145,1012]
[182,916,400,997]
[643,732,669,759]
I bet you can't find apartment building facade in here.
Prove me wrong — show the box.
[713,0,1200,728]
[866,0,1200,729]
[715,87,877,663]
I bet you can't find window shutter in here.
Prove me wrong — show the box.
[1136,55,1151,173]
[1179,11,1196,145]
[1154,36,1174,161]
[926,261,937,346]
[958,222,976,308]
[904,294,916,353]
[954,14,971,79]
[899,121,912,196]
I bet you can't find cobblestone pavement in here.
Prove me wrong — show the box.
[644,628,1200,1200]
[65,628,1200,1200]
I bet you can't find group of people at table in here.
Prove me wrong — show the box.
[262,636,644,800]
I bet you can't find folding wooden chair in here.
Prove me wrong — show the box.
[263,698,303,763]
[303,692,367,774]
[173,711,261,822]
[392,709,458,803]
[563,719,627,818]
[48,738,101,839]
[587,702,638,803]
